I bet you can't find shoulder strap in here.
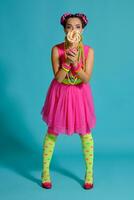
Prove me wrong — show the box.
[54,43,65,68]
[55,43,64,57]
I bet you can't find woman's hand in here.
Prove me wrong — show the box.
[65,47,79,65]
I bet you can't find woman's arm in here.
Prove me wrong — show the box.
[51,46,70,83]
[75,47,94,83]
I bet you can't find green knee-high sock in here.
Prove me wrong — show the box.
[41,133,57,183]
[80,133,94,184]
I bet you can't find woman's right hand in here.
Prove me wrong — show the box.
[65,48,77,65]
[66,48,78,65]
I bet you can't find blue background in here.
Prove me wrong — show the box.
[0,0,134,199]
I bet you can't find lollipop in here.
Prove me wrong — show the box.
[67,29,81,43]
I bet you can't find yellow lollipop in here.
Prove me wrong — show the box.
[67,30,81,43]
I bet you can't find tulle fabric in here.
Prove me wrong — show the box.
[41,78,96,136]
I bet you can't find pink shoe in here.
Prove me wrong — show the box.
[41,182,52,189]
[83,183,93,189]
[84,172,94,189]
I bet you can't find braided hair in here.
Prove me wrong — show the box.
[60,12,88,28]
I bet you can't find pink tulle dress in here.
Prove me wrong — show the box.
[41,42,96,136]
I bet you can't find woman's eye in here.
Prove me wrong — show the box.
[66,26,80,29]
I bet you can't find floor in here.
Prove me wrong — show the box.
[0,149,134,200]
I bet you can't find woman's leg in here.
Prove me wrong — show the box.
[41,129,58,183]
[79,132,94,184]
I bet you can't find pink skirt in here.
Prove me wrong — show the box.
[41,78,96,136]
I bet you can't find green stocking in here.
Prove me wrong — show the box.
[80,133,94,184]
[41,133,57,183]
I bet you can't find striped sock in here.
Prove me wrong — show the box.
[80,133,94,184]
[41,132,57,183]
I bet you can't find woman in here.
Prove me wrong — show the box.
[40,12,96,189]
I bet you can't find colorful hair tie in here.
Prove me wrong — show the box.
[60,12,88,27]
[60,13,72,26]
[75,13,88,25]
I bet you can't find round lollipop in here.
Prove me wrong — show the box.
[67,29,81,44]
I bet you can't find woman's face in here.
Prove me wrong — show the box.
[64,17,83,35]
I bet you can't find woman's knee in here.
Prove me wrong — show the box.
[47,127,59,136]
[79,131,92,137]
